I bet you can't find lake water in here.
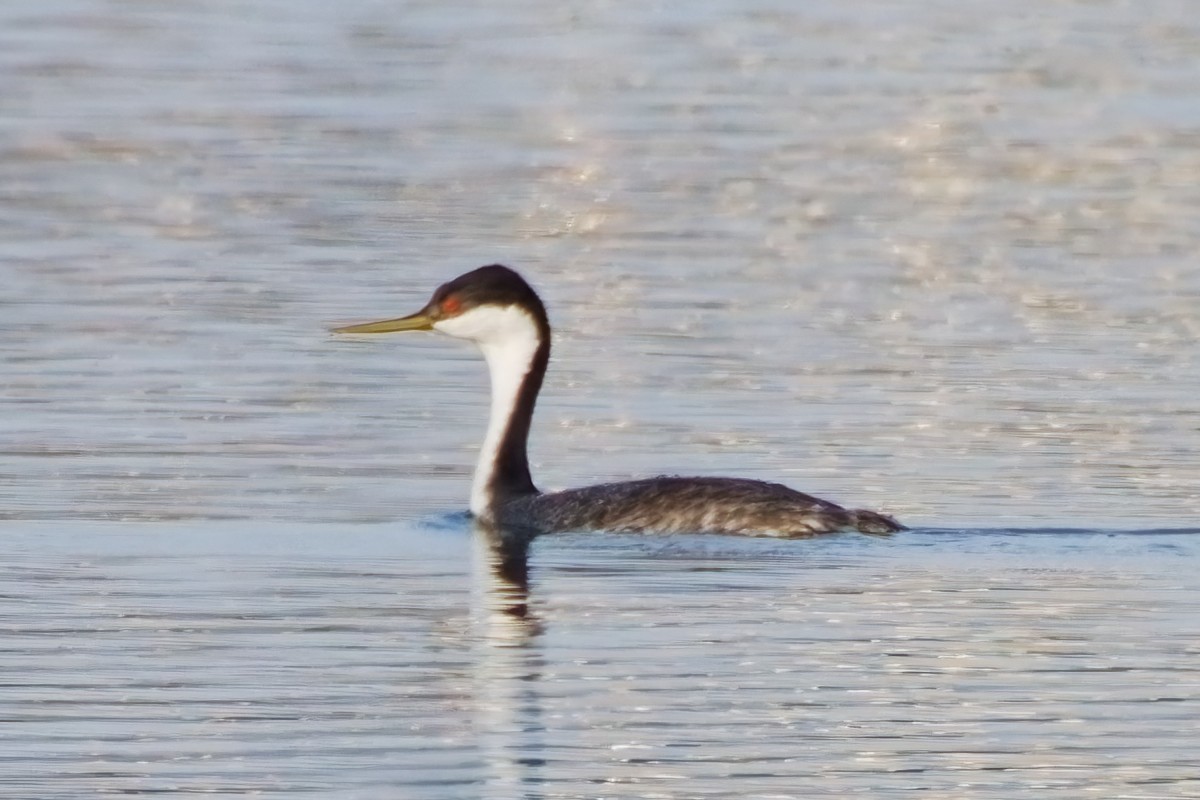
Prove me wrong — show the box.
[2,0,1199,797]
[4,524,1199,798]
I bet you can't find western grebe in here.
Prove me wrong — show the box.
[334,265,904,537]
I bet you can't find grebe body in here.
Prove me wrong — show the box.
[335,265,903,538]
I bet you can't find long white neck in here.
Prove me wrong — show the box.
[434,305,546,520]
[472,329,539,516]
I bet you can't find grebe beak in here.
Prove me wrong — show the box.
[332,309,435,334]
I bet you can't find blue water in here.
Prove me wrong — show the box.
[3,522,1198,798]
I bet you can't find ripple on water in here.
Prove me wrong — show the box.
[3,523,1197,798]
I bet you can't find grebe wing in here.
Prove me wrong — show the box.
[500,476,902,538]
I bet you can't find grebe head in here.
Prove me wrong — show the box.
[335,264,551,519]
[332,264,549,346]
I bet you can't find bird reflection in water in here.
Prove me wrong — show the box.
[479,529,533,615]
[470,524,546,794]
[473,524,542,628]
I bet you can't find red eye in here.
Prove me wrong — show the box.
[441,294,462,314]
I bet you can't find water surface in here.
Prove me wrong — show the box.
[4,0,1199,527]
[4,523,1199,799]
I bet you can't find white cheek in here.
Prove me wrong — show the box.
[434,305,537,344]
[432,311,481,340]
[436,305,542,385]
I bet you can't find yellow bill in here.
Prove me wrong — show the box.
[332,311,434,334]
